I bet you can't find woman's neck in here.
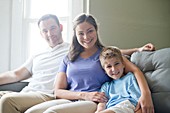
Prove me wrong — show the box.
[80,46,98,59]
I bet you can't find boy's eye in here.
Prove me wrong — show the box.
[106,65,112,68]
[115,62,120,66]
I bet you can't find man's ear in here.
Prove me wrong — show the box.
[60,24,63,31]
[40,31,43,37]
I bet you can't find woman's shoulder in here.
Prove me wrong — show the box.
[62,55,70,64]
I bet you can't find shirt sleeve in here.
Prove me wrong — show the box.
[21,56,33,74]
[128,73,141,102]
[58,56,68,73]
[100,82,110,98]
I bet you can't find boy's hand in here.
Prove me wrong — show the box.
[95,102,107,113]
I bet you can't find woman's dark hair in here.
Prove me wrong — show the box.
[68,13,104,62]
[37,14,60,27]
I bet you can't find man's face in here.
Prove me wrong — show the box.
[39,18,63,48]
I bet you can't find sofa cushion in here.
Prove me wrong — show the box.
[131,48,170,113]
[0,82,28,92]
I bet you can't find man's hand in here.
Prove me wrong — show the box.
[135,94,155,113]
[138,43,156,52]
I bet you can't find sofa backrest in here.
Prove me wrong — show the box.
[131,48,170,113]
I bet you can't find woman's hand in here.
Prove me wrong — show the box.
[138,43,156,52]
[135,93,154,113]
[81,92,108,103]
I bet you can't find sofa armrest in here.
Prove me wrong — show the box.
[0,82,29,92]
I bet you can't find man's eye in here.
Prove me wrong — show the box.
[51,26,56,30]
[42,30,47,33]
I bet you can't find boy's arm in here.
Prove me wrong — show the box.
[95,102,107,113]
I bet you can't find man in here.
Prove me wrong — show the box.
[0,14,70,113]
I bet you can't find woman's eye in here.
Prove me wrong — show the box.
[88,29,93,33]
[79,33,84,36]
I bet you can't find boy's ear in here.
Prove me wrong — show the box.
[122,62,125,69]
[60,24,63,31]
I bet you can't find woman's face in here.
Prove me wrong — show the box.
[75,22,97,50]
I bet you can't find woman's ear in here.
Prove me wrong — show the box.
[60,24,63,31]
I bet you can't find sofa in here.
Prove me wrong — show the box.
[0,48,170,113]
[131,48,170,113]
[0,82,28,92]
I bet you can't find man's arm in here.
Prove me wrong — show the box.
[120,43,155,56]
[0,67,31,85]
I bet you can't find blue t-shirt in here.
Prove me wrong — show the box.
[58,49,111,92]
[100,72,141,108]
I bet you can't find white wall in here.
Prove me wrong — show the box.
[0,0,25,73]
[0,0,86,73]
[0,0,11,72]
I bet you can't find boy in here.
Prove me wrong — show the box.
[96,47,141,113]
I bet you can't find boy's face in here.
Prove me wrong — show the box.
[103,57,125,80]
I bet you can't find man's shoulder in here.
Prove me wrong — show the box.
[59,42,70,50]
[63,42,70,46]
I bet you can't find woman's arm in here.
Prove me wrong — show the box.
[54,72,81,100]
[123,56,154,113]
[54,72,107,103]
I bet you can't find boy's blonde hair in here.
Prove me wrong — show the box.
[99,46,123,68]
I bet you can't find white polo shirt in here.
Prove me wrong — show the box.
[21,42,70,96]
